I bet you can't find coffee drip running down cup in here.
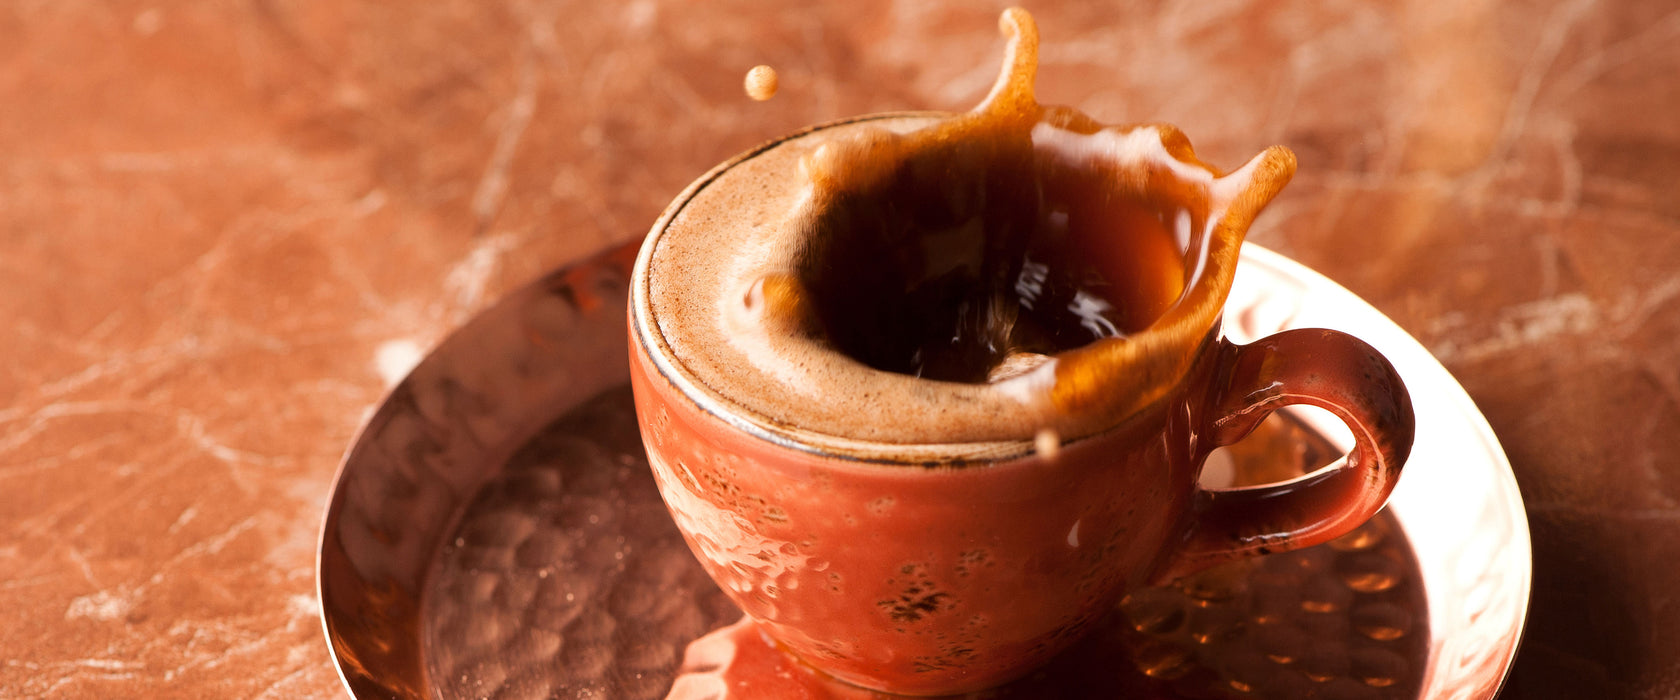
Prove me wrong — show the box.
[628,8,1415,696]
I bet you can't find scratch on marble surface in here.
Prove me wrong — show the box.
[318,202,424,323]
[1614,275,1680,332]
[60,514,263,626]
[1526,504,1680,521]
[1536,233,1563,299]
[0,575,55,591]
[178,413,280,468]
[167,506,200,536]
[65,546,101,588]
[1638,357,1680,418]
[1258,49,1304,144]
[1540,121,1582,216]
[1432,273,1680,365]
[10,324,285,414]
[21,450,176,544]
[0,400,155,455]
[155,614,302,683]
[582,50,629,126]
[649,66,718,128]
[23,657,147,694]
[471,53,541,232]
[1431,293,1599,363]
[70,659,143,672]
[1475,0,1596,185]
[444,231,521,317]
[1553,8,1680,97]
[251,666,316,700]
[166,516,261,568]
[0,434,123,481]
[64,589,134,622]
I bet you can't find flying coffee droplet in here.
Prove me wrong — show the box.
[744,64,778,101]
[1034,428,1060,458]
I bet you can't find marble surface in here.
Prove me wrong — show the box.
[3,1,1676,697]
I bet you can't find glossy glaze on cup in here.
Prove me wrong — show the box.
[633,340,1196,693]
[631,321,1410,696]
[629,8,1413,696]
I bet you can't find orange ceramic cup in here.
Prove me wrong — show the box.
[630,324,1411,695]
[627,29,1412,692]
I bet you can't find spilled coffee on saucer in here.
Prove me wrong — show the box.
[644,8,1294,449]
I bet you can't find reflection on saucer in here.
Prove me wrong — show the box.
[425,385,1424,700]
[423,389,738,700]
[319,242,1528,700]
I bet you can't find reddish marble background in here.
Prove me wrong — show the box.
[3,1,1677,697]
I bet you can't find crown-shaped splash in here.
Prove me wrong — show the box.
[786,7,1298,440]
[645,7,1298,449]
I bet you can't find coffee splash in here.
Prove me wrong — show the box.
[642,8,1295,450]
[744,64,778,101]
[782,65,1192,385]
[744,9,1291,435]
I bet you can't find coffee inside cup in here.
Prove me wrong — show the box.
[636,10,1294,455]
[795,122,1194,385]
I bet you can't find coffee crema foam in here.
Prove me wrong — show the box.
[635,8,1295,458]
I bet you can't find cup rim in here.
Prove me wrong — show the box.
[629,112,1219,466]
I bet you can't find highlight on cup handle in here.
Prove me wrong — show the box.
[1155,328,1415,583]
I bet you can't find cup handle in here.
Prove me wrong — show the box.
[1154,328,1415,583]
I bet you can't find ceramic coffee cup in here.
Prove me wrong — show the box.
[627,10,1413,696]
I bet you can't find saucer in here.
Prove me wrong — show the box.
[317,241,1530,699]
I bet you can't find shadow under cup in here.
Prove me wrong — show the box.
[627,115,1414,696]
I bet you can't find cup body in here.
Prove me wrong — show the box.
[629,327,1222,695]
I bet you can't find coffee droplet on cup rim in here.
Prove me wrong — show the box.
[744,65,778,101]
